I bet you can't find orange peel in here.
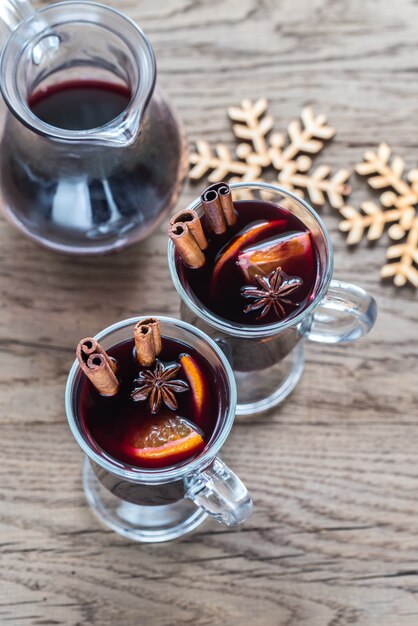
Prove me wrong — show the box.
[210,220,285,295]
[126,414,204,467]
[180,353,207,425]
[237,231,313,282]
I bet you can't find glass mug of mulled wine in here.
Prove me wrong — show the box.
[0,0,187,254]
[65,316,252,542]
[167,182,377,415]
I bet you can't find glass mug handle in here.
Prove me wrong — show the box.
[305,279,377,344]
[185,457,253,526]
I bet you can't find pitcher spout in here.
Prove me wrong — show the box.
[91,56,156,148]
[98,108,144,148]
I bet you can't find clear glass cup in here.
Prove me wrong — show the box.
[0,1,188,254]
[168,182,378,415]
[65,316,252,543]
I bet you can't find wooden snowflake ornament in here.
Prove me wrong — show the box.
[339,143,418,287]
[189,102,417,288]
[189,99,351,210]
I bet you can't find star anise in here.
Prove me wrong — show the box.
[241,267,303,320]
[131,361,189,414]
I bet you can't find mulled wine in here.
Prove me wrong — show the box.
[168,183,376,415]
[68,316,252,538]
[78,335,219,469]
[0,77,185,252]
[174,198,319,326]
[16,80,162,243]
[29,80,131,130]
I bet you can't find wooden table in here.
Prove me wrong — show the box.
[1,0,417,624]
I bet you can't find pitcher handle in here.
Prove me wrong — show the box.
[0,0,58,59]
[305,279,377,344]
[0,0,36,34]
[185,457,252,526]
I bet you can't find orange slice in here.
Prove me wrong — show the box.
[210,220,286,296]
[180,353,207,426]
[237,231,313,282]
[125,413,205,467]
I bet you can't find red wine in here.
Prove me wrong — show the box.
[0,79,184,250]
[29,80,131,130]
[176,200,319,325]
[79,337,220,469]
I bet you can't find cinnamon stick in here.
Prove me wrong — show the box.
[86,354,119,396]
[217,183,236,226]
[169,209,208,250]
[137,317,162,356]
[201,187,227,235]
[134,318,162,367]
[76,346,119,397]
[77,337,117,373]
[169,223,206,269]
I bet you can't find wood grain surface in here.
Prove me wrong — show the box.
[1,0,418,624]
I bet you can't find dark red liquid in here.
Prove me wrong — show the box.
[79,337,220,469]
[0,79,184,250]
[177,200,319,325]
[29,80,131,130]
[25,80,145,242]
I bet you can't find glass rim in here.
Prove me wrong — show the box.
[65,315,237,484]
[0,1,156,144]
[167,181,334,338]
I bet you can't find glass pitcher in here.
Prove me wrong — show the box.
[0,0,188,254]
